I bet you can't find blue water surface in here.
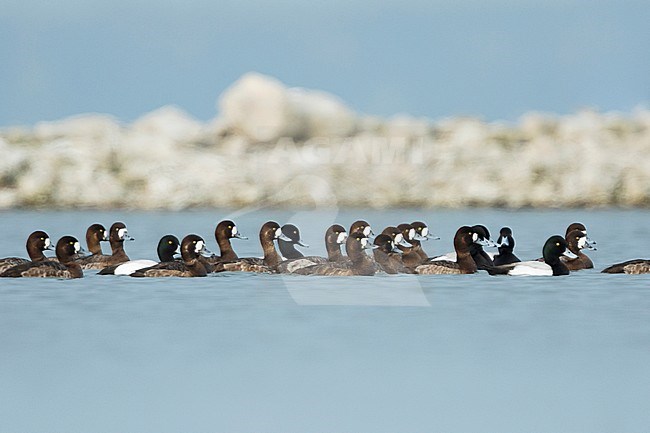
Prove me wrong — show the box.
[1,208,649,433]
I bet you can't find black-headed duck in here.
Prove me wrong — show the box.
[98,235,180,275]
[278,224,308,259]
[487,235,576,276]
[493,227,521,266]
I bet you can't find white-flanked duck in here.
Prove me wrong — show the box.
[487,235,576,276]
[98,235,180,275]
[131,235,211,278]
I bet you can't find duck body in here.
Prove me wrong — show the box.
[602,259,650,274]
[294,232,376,276]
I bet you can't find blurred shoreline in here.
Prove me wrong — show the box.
[1,73,649,210]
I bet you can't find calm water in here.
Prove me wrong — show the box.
[1,208,650,433]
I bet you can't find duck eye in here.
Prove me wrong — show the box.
[228,225,232,228]
[168,241,173,244]
[556,242,560,246]
[40,237,44,240]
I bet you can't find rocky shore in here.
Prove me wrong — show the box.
[1,73,649,209]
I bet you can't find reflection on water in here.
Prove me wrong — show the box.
[1,208,650,432]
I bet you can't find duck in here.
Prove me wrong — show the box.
[130,235,211,278]
[75,222,134,269]
[492,227,521,266]
[562,229,596,270]
[278,224,309,259]
[394,223,425,270]
[294,231,377,276]
[373,234,412,274]
[602,259,650,274]
[350,220,374,238]
[428,224,496,269]
[381,226,413,248]
[206,220,248,264]
[98,235,180,275]
[276,224,348,273]
[487,235,576,276]
[212,221,290,273]
[565,222,597,245]
[0,231,54,274]
[415,226,489,275]
[0,236,84,279]
[410,221,439,262]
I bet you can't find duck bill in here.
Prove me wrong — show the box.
[563,249,578,259]
[391,246,403,253]
[397,238,412,247]
[200,246,214,258]
[233,233,248,240]
[475,238,497,247]
[278,233,292,242]
[297,240,309,248]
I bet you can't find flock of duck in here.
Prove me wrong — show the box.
[0,219,648,279]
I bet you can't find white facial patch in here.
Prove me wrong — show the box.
[118,228,127,239]
[500,237,509,247]
[44,238,51,249]
[577,236,586,250]
[361,238,368,248]
[472,233,478,242]
[195,240,205,253]
[409,229,415,240]
[275,228,282,238]
[337,232,348,244]
[363,226,371,236]
[232,226,238,236]
[395,233,404,244]
[422,227,429,237]
[74,242,81,252]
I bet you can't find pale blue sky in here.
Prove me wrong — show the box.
[1,0,648,126]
